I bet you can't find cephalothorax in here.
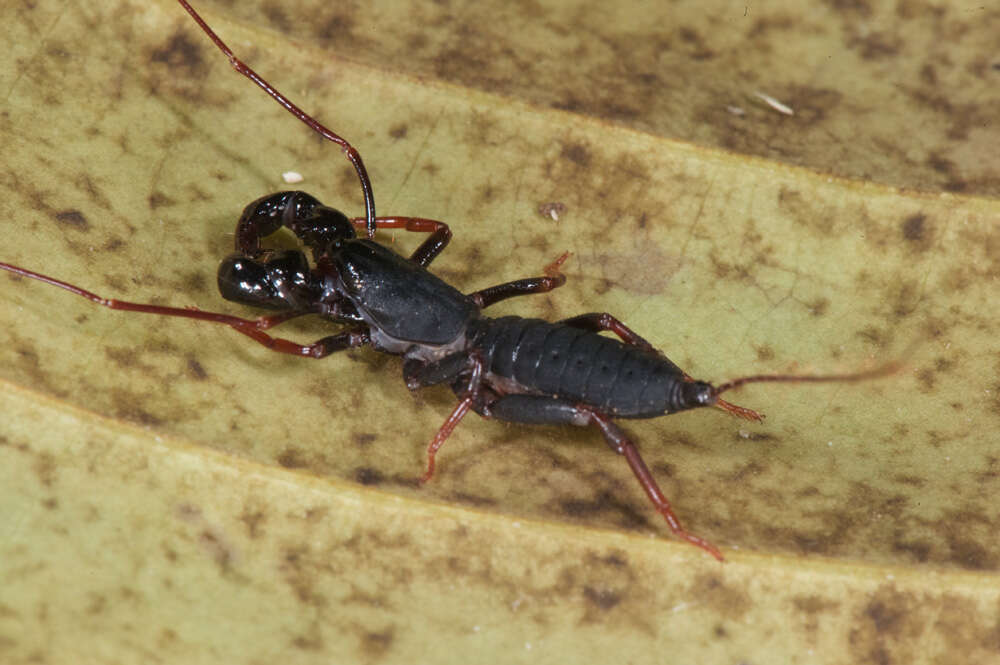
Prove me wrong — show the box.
[0,1,899,560]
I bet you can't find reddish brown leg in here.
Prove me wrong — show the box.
[420,399,473,484]
[0,262,369,358]
[469,252,570,309]
[252,309,314,330]
[419,353,484,484]
[348,216,452,267]
[558,313,657,352]
[588,411,724,561]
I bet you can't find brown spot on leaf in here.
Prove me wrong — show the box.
[901,214,932,252]
[34,452,57,487]
[583,586,622,611]
[291,622,325,651]
[847,585,938,664]
[948,538,995,570]
[148,191,175,209]
[103,237,125,252]
[181,270,209,294]
[849,31,901,60]
[755,345,775,361]
[277,447,309,469]
[689,574,751,622]
[54,210,89,230]
[915,367,935,392]
[316,11,357,43]
[361,627,395,658]
[112,392,164,427]
[354,467,383,485]
[807,297,830,317]
[260,1,291,32]
[85,593,107,615]
[186,357,207,380]
[198,529,232,569]
[824,0,872,16]
[892,539,932,562]
[856,325,889,346]
[793,594,840,615]
[477,183,497,203]
[560,490,649,530]
[560,142,591,167]
[239,509,265,539]
[867,596,908,635]
[105,347,138,369]
[676,26,715,60]
[352,432,377,447]
[149,31,206,76]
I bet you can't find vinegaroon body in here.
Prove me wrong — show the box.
[0,0,899,561]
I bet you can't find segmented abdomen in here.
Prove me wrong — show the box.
[468,316,689,418]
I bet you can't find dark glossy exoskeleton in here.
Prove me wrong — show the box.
[0,0,900,561]
[195,186,752,561]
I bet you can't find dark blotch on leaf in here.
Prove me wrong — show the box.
[186,357,207,380]
[277,447,309,469]
[583,586,622,611]
[901,214,926,242]
[352,432,377,447]
[355,467,383,485]
[150,32,205,75]
[54,210,89,230]
[560,142,591,167]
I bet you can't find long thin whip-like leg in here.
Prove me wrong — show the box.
[176,0,377,237]
[1,262,368,358]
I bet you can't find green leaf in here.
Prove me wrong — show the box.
[2,1,998,663]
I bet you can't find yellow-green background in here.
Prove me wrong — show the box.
[2,1,998,663]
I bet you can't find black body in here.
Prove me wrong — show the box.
[201,190,725,559]
[216,191,716,426]
[466,316,709,419]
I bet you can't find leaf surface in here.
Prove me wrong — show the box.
[2,1,999,663]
